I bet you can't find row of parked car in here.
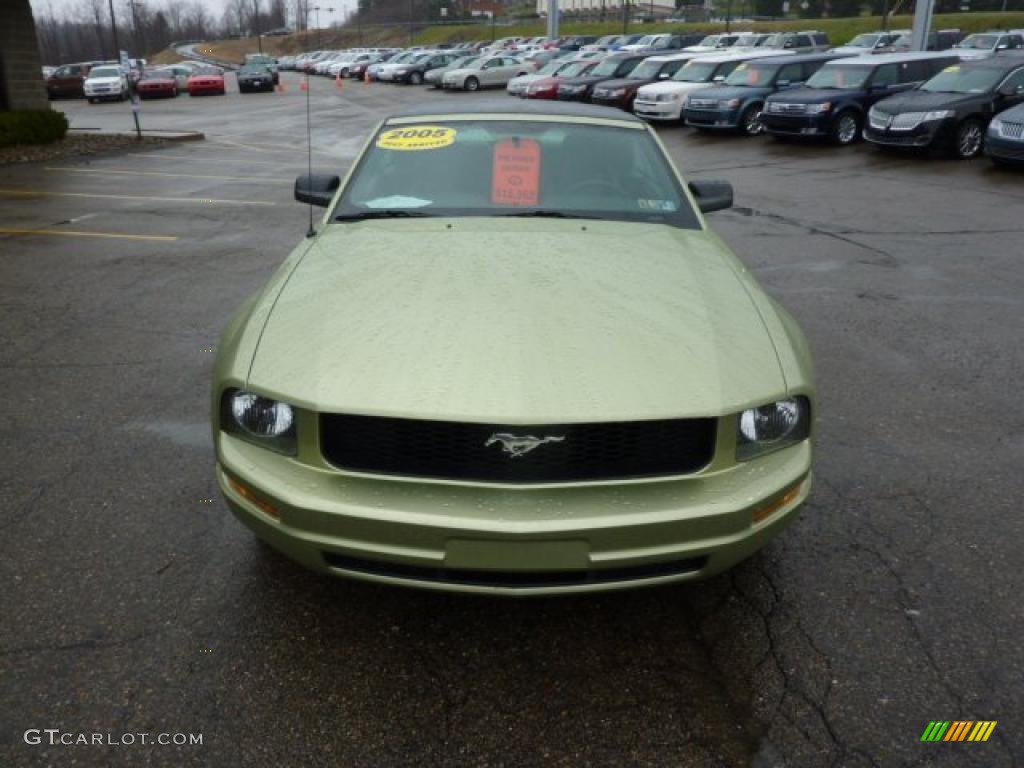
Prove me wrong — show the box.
[44,53,286,102]
[277,29,1024,166]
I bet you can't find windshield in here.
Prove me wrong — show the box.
[734,34,761,46]
[921,64,1004,93]
[591,57,626,77]
[696,35,720,47]
[806,64,871,89]
[635,36,655,46]
[956,34,998,50]
[558,61,594,77]
[239,65,269,74]
[535,61,562,75]
[90,67,120,78]
[724,61,780,86]
[629,60,665,79]
[673,60,721,82]
[846,34,881,48]
[335,120,700,229]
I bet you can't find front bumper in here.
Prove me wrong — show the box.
[761,112,831,137]
[985,134,1024,163]
[590,94,631,110]
[633,99,683,121]
[189,83,224,94]
[217,431,812,595]
[863,121,944,148]
[684,106,741,129]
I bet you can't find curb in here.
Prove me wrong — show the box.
[67,129,206,142]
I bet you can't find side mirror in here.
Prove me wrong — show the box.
[689,179,733,214]
[294,173,340,207]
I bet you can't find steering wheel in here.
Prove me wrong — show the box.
[565,178,622,197]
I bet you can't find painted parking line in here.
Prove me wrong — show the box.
[0,227,177,242]
[123,151,303,169]
[0,189,277,206]
[44,167,292,183]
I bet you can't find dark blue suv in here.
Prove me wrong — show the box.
[683,53,852,136]
[761,51,961,145]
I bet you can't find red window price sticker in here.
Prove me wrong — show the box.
[492,138,541,207]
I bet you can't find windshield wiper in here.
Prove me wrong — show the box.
[500,210,601,220]
[334,210,431,221]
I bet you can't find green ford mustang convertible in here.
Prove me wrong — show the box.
[212,100,814,595]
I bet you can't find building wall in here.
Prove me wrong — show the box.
[537,0,676,15]
[0,0,49,111]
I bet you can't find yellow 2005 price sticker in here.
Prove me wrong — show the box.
[377,126,457,151]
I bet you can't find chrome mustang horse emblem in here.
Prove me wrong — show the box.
[485,433,565,458]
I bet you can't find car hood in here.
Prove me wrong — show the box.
[638,80,714,97]
[560,74,616,86]
[690,84,772,101]
[831,45,874,54]
[593,76,653,91]
[873,90,990,112]
[766,87,860,104]
[247,219,787,422]
[509,73,543,86]
[86,76,122,85]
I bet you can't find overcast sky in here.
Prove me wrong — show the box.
[29,0,352,27]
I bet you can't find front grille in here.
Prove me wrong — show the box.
[320,414,717,484]
[891,112,924,131]
[768,102,807,114]
[688,98,718,109]
[999,121,1024,140]
[323,551,708,587]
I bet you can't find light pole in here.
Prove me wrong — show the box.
[128,0,146,56]
[253,0,262,52]
[408,0,414,46]
[107,0,121,60]
[312,5,335,49]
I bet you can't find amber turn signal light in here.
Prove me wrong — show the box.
[752,478,806,525]
[227,475,281,519]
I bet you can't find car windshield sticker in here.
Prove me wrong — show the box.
[377,126,457,151]
[637,199,677,212]
[364,195,433,209]
[492,137,541,207]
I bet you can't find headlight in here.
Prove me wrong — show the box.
[737,396,810,461]
[922,109,955,121]
[720,98,741,108]
[806,102,831,114]
[222,388,297,454]
[989,117,1003,132]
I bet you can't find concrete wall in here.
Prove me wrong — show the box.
[0,0,49,111]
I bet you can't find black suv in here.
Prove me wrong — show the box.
[761,52,960,145]
[865,57,1024,158]
[684,53,850,135]
[556,53,649,102]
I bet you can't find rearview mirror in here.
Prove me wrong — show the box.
[689,179,733,214]
[294,173,340,207]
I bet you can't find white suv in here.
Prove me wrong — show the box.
[634,50,794,122]
[83,65,128,103]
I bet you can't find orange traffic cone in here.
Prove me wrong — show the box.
[300,76,309,92]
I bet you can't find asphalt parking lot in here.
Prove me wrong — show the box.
[1,72,1022,768]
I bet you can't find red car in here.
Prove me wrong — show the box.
[188,67,226,96]
[136,68,179,99]
[524,59,599,100]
